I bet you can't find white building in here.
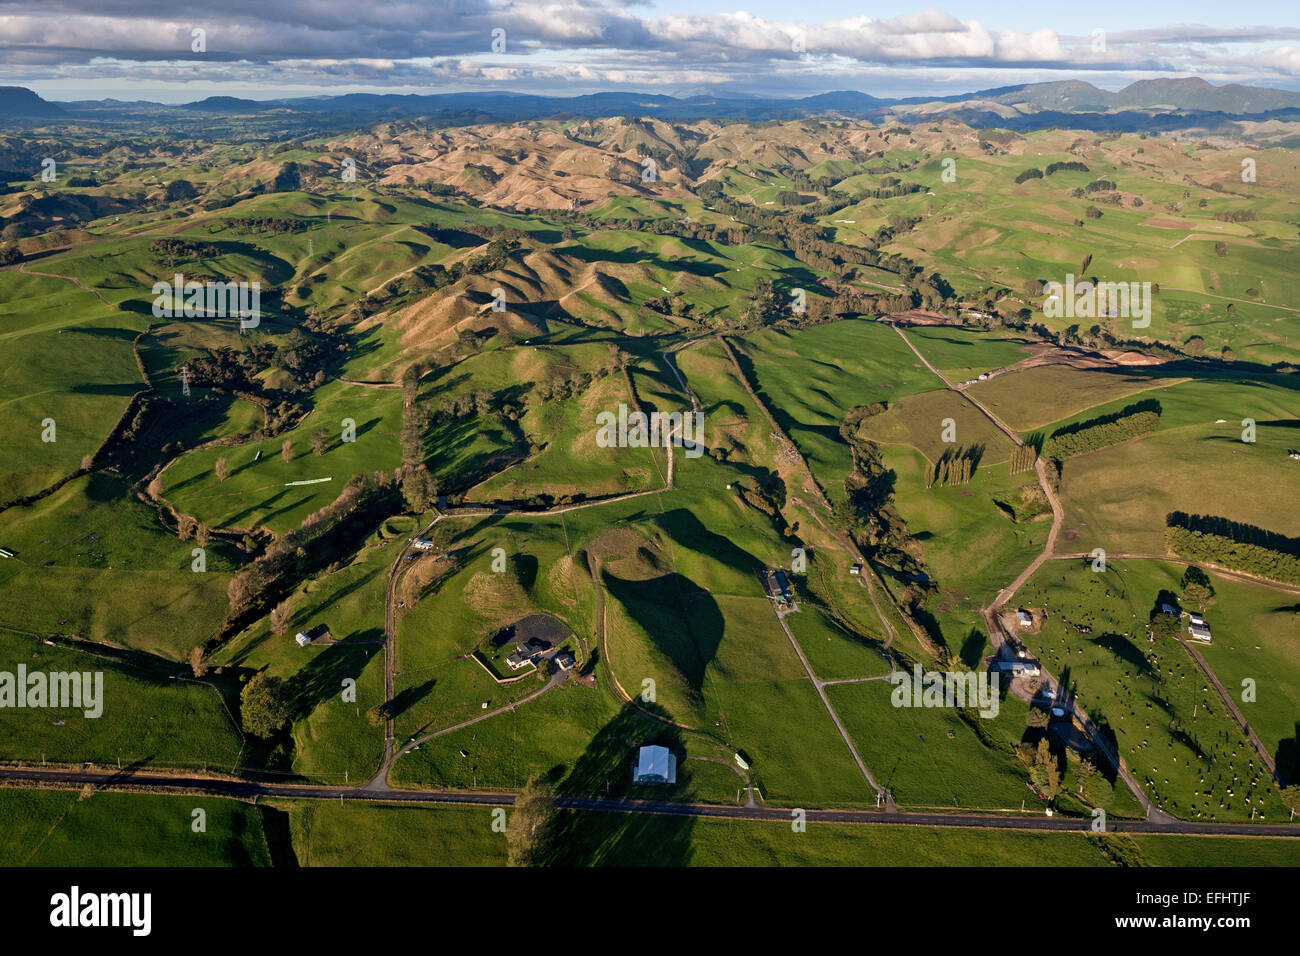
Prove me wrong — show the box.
[1188,623,1213,644]
[1017,609,1034,628]
[295,623,331,647]
[633,745,677,785]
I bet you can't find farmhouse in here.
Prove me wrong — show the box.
[295,624,331,647]
[1161,603,1179,616]
[505,651,534,670]
[632,745,677,785]
[762,569,794,605]
[519,637,551,655]
[411,538,435,551]
[1188,623,1213,644]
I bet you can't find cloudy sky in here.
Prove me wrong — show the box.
[3,0,1299,102]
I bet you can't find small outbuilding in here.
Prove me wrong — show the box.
[633,745,677,785]
[295,624,331,647]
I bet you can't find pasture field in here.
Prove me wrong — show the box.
[1049,376,1300,555]
[827,679,1035,810]
[0,269,144,499]
[784,603,892,682]
[903,326,1037,380]
[160,380,404,534]
[967,364,1172,433]
[0,789,272,866]
[0,631,244,769]
[283,798,1300,866]
[732,319,943,500]
[858,386,1018,463]
[0,472,237,657]
[1017,558,1289,822]
[878,445,1049,656]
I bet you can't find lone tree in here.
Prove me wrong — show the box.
[240,672,292,739]
[215,456,230,483]
[506,775,558,866]
[1029,738,1060,801]
[188,646,209,678]
[281,439,294,463]
[311,427,330,457]
[401,464,437,514]
[1181,566,1216,613]
[270,600,292,635]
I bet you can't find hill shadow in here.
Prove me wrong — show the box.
[601,569,725,697]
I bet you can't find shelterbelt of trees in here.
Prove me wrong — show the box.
[1038,400,1162,459]
[1166,512,1300,585]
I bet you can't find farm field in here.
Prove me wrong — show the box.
[1017,558,1291,822]
[1,98,1297,872]
[281,799,1300,867]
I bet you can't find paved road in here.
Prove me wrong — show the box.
[0,764,1294,837]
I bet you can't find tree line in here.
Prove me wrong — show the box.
[1166,523,1300,586]
[1039,401,1161,459]
[923,445,983,488]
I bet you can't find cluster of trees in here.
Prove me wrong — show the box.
[1009,444,1037,475]
[1019,737,1061,801]
[1040,403,1160,459]
[1014,167,1044,184]
[149,237,218,264]
[1045,161,1090,176]
[1165,512,1300,585]
[1084,179,1118,193]
[399,374,437,513]
[226,471,399,624]
[411,237,519,292]
[0,244,19,265]
[239,672,293,738]
[923,446,981,488]
[1213,209,1257,223]
[834,406,926,580]
[842,181,923,200]
[224,216,309,235]
[1180,565,1217,614]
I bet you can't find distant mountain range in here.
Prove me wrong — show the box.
[4,77,1300,129]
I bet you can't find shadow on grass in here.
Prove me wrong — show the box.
[544,701,695,866]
